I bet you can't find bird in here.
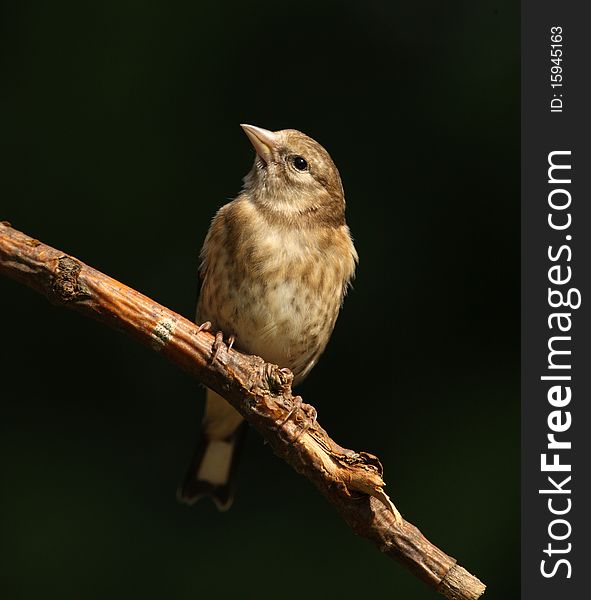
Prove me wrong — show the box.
[177,124,358,510]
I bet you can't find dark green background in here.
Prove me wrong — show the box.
[0,1,519,598]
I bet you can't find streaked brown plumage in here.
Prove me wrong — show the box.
[178,124,358,510]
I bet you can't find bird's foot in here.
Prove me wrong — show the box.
[280,395,302,427]
[211,331,225,363]
[280,396,318,443]
[211,331,236,363]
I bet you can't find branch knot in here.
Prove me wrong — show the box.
[51,256,89,303]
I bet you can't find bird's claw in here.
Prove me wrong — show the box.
[280,396,318,443]
[211,331,225,363]
[211,331,237,363]
[197,321,211,333]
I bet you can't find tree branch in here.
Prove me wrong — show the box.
[0,221,485,599]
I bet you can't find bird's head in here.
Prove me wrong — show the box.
[240,124,345,226]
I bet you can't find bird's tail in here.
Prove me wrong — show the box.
[177,389,247,511]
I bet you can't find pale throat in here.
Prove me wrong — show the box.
[250,183,326,217]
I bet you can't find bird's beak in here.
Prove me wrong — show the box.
[240,124,278,164]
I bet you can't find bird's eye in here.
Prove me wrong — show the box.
[291,156,308,171]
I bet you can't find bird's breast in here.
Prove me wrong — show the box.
[198,205,356,381]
